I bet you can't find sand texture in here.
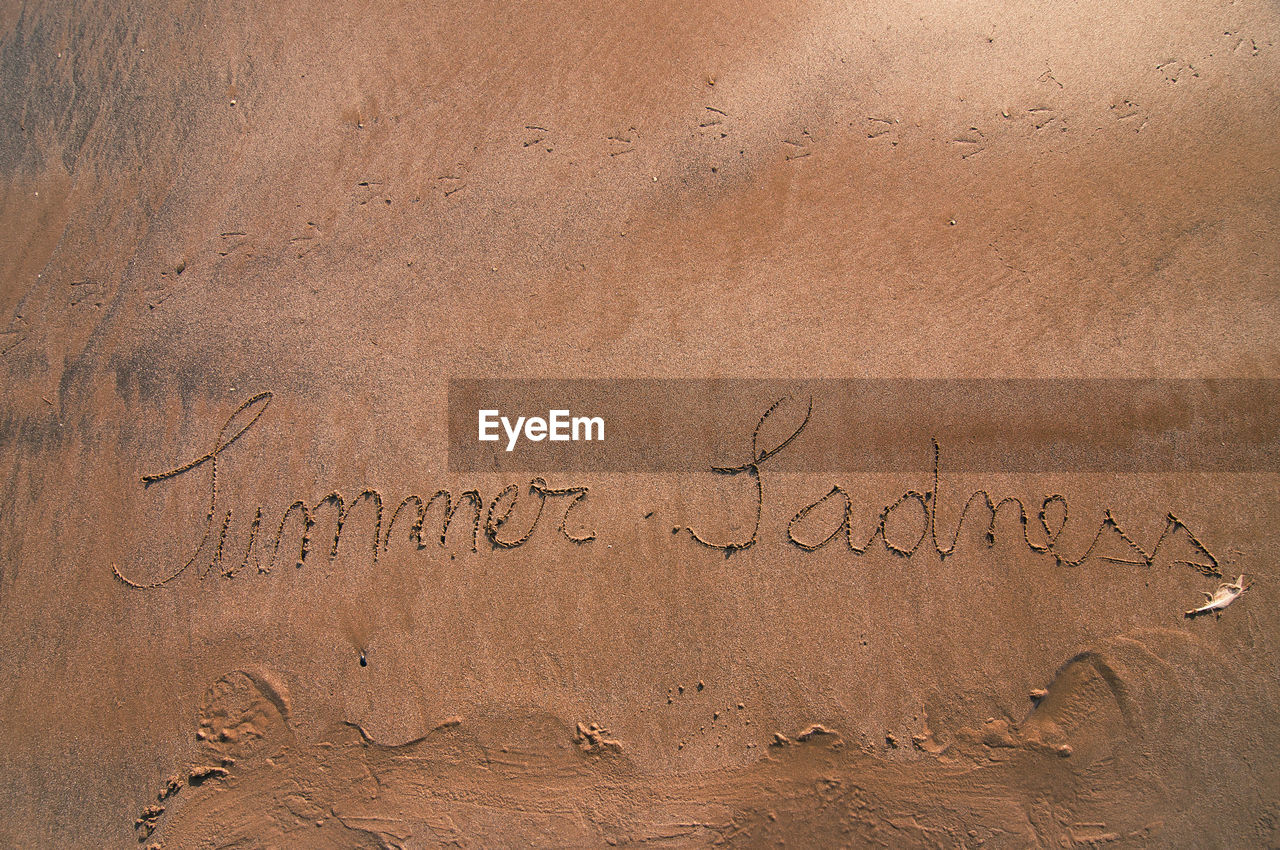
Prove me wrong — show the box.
[1,0,1278,846]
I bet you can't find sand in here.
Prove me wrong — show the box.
[1,0,1278,846]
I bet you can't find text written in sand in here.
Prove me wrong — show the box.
[113,393,1221,589]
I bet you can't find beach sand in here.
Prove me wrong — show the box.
[1,0,1278,846]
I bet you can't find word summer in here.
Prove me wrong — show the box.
[679,396,1222,577]
[478,408,605,451]
[113,393,596,589]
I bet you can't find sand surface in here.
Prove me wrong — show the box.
[1,0,1279,846]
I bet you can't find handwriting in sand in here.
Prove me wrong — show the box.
[113,393,1220,589]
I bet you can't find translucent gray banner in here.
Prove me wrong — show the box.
[447,379,1280,473]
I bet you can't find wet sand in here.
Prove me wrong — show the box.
[1,0,1278,846]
